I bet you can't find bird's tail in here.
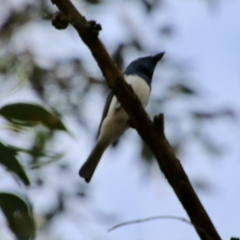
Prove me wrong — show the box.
[79,142,106,183]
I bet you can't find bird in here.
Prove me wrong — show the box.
[79,52,165,183]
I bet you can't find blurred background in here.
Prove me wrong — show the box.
[0,0,239,239]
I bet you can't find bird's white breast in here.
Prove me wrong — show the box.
[98,75,151,144]
[125,75,151,107]
[107,75,151,116]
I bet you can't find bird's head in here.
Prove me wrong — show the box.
[124,52,165,84]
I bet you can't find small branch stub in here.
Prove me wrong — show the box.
[52,12,102,39]
[52,11,69,29]
[88,20,102,39]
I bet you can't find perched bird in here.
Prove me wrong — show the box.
[79,52,165,182]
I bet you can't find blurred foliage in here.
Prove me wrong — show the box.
[0,102,67,238]
[0,103,67,131]
[0,193,35,240]
[0,0,236,239]
[0,142,30,186]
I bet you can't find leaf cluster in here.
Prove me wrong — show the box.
[0,103,67,240]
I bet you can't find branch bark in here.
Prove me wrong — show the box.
[50,1,221,239]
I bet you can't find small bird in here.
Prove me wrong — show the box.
[79,52,165,182]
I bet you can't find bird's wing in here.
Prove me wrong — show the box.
[96,91,114,138]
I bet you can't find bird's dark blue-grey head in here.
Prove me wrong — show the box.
[124,52,165,85]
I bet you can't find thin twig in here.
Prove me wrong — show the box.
[108,215,213,240]
[108,215,192,232]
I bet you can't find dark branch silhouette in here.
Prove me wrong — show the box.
[50,1,221,239]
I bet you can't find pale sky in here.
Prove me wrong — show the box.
[0,0,240,239]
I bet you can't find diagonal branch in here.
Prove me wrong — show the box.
[50,1,221,240]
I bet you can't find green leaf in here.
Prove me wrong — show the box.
[0,103,67,131]
[192,109,235,120]
[29,153,64,169]
[0,192,35,240]
[7,145,64,160]
[85,0,101,4]
[169,83,196,95]
[0,142,30,186]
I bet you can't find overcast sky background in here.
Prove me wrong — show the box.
[0,0,240,239]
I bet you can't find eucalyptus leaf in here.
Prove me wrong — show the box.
[0,103,67,131]
[169,83,196,95]
[0,142,30,186]
[0,192,35,240]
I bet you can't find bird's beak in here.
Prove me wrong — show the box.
[153,52,165,62]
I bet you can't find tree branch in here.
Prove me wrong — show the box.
[50,1,221,240]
